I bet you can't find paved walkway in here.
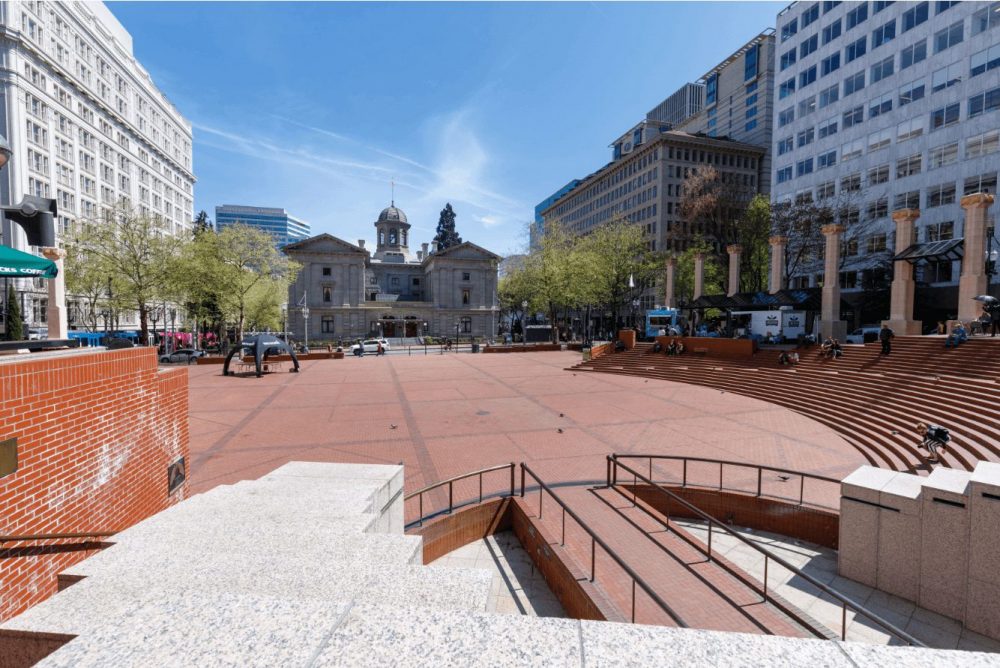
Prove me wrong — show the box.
[187,351,864,514]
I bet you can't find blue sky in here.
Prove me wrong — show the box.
[108,1,781,255]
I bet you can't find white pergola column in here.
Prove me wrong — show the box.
[820,224,847,340]
[883,208,922,334]
[769,235,787,294]
[726,244,742,297]
[693,252,705,300]
[664,256,677,308]
[41,247,67,339]
[958,193,996,322]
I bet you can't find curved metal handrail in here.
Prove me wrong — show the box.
[521,463,688,627]
[609,455,924,646]
[615,454,840,508]
[404,463,515,529]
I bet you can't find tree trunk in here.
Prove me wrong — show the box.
[139,304,149,345]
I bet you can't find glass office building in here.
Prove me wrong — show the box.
[214,205,311,248]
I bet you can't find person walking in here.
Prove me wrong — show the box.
[879,323,895,356]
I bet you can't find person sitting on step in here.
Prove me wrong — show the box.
[666,338,678,356]
[945,322,968,349]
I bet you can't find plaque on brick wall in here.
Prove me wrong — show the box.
[0,438,16,479]
[167,457,185,494]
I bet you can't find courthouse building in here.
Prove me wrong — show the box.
[283,203,500,341]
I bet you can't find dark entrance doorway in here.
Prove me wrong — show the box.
[382,318,397,337]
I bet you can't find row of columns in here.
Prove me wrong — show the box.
[660,193,996,336]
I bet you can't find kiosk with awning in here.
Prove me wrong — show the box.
[0,244,58,279]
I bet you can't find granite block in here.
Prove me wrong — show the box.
[313,604,581,667]
[919,472,971,621]
[965,578,1000,640]
[838,497,879,587]
[842,466,896,504]
[969,465,1000,587]
[838,640,998,667]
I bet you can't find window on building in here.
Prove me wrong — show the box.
[931,62,962,92]
[972,45,1000,77]
[821,53,841,77]
[818,181,837,200]
[929,142,959,169]
[897,117,925,142]
[873,1,894,14]
[893,191,920,210]
[777,166,793,183]
[706,73,718,105]
[745,43,759,80]
[872,19,896,48]
[927,184,957,208]
[844,71,865,96]
[462,272,471,281]
[871,56,894,83]
[973,2,1000,34]
[866,233,888,254]
[869,93,893,118]
[819,116,838,138]
[779,78,796,99]
[898,80,925,106]
[322,286,332,302]
[900,40,927,70]
[902,2,929,31]
[934,20,964,53]
[781,18,799,42]
[819,83,839,108]
[797,127,815,147]
[461,317,472,333]
[841,138,865,161]
[842,238,860,257]
[843,105,864,128]
[823,19,842,44]
[800,34,819,59]
[778,107,795,127]
[780,49,797,71]
[839,271,858,289]
[896,153,922,178]
[845,36,867,63]
[868,128,892,151]
[799,66,818,88]
[841,172,862,192]
[868,164,890,185]
[778,137,794,155]
[823,1,841,12]
[798,95,817,117]
[930,103,960,130]
[802,3,820,27]
[846,3,868,29]
[964,173,998,195]
[966,129,1000,158]
[920,259,954,283]
[321,317,335,333]
[818,150,837,169]
[969,86,1000,119]
[322,266,331,276]
[797,158,814,176]
[461,289,470,305]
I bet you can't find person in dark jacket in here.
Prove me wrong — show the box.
[916,422,950,463]
[879,324,895,356]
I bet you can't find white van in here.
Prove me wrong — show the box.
[846,326,881,344]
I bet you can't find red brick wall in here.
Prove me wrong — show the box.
[0,347,188,622]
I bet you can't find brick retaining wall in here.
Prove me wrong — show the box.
[0,347,189,622]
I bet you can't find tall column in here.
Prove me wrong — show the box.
[664,256,677,308]
[958,193,996,322]
[41,247,67,339]
[883,208,922,334]
[769,235,787,294]
[820,224,847,340]
[693,252,705,300]
[726,244,742,297]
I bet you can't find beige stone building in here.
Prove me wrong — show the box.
[283,204,500,341]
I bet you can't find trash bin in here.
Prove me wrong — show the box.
[471,342,480,353]
[582,347,592,361]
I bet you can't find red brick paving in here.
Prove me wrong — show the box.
[187,351,862,507]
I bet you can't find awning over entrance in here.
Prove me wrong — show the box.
[689,288,836,311]
[893,238,964,264]
[0,244,58,278]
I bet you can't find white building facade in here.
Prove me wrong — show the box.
[772,1,999,314]
[0,0,195,330]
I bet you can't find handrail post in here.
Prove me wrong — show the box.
[538,484,543,519]
[707,522,712,561]
[800,476,805,506]
[479,472,483,504]
[606,456,611,487]
[648,457,653,484]
[448,480,453,514]
[509,462,515,498]
[842,602,848,641]
[418,493,423,527]
[757,467,762,497]
[631,579,637,623]
[633,473,637,507]
[590,536,596,582]
[561,507,566,546]
[763,555,768,603]
[719,461,723,491]
[520,464,525,497]
[682,459,687,487]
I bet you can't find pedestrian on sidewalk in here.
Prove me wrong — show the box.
[879,324,895,356]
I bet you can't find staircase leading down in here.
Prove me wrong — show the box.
[574,339,1000,474]
[0,462,992,666]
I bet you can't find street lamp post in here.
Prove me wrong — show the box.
[455,321,460,348]
[281,303,288,341]
[521,300,528,348]
[632,298,640,331]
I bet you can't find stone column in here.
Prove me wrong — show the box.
[41,247,67,339]
[883,209,922,334]
[664,256,677,308]
[693,252,705,300]
[958,193,995,322]
[726,244,742,297]
[820,224,847,340]
[769,235,787,294]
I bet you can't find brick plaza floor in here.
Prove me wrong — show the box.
[186,351,865,508]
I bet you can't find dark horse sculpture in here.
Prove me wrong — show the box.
[223,334,301,378]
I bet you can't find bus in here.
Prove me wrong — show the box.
[644,308,685,339]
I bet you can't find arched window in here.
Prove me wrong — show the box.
[379,231,385,245]
[389,229,397,245]
[401,230,407,246]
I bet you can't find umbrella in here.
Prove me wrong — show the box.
[973,295,999,304]
[0,244,58,278]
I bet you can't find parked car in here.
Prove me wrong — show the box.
[159,348,206,364]
[846,326,881,344]
[26,327,48,340]
[350,339,391,354]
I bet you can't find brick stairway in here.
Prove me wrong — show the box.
[573,337,1000,473]
[525,485,820,637]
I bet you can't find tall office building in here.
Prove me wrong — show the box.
[0,0,195,328]
[771,1,1000,303]
[215,205,311,248]
[646,83,705,126]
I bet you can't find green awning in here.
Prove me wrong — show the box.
[0,245,58,278]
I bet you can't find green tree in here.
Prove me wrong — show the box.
[183,223,299,342]
[193,210,213,236]
[4,284,23,341]
[739,195,771,293]
[433,203,462,250]
[497,258,534,337]
[64,242,113,332]
[523,222,577,342]
[675,237,725,304]
[69,203,184,344]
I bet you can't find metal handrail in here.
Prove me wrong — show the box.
[614,454,840,508]
[608,455,925,647]
[0,531,116,544]
[520,463,688,627]
[404,463,516,528]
